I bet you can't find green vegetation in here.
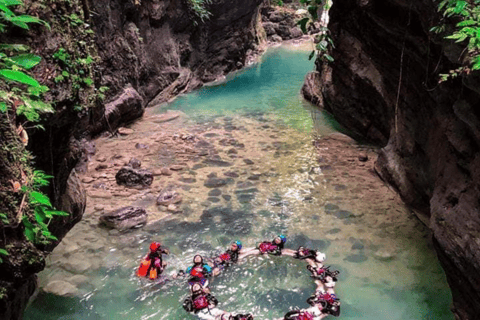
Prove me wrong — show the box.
[0,0,70,256]
[22,170,69,244]
[0,0,53,127]
[186,0,212,25]
[0,248,8,263]
[297,0,335,63]
[432,0,480,81]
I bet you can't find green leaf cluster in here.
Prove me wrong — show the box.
[0,0,50,31]
[186,0,212,25]
[22,171,69,244]
[432,0,480,80]
[297,0,335,63]
[0,0,53,123]
[0,248,8,263]
[52,47,96,102]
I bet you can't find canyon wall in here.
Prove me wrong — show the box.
[0,0,265,318]
[302,0,480,318]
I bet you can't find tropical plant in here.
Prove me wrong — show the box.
[297,0,335,63]
[431,0,480,81]
[0,0,69,247]
[0,0,53,126]
[21,171,69,244]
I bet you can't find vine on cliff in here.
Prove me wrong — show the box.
[432,0,480,81]
[0,0,69,259]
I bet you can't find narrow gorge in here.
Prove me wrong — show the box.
[302,0,480,319]
[1,0,479,319]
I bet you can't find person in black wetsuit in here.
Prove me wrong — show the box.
[183,283,218,314]
[212,240,243,275]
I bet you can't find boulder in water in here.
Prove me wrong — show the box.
[115,167,153,187]
[100,206,147,230]
[156,190,182,206]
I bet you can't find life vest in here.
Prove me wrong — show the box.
[259,242,277,253]
[318,292,336,304]
[193,295,209,310]
[295,312,314,320]
[137,259,150,277]
[220,253,231,261]
[190,266,205,278]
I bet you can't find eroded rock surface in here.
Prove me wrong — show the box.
[115,167,153,187]
[100,206,147,230]
[302,0,480,318]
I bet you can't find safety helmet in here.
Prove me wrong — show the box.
[316,252,326,263]
[234,240,242,251]
[278,235,286,243]
[150,242,160,252]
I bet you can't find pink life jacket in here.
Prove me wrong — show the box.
[259,242,277,253]
[193,295,209,310]
[318,292,335,304]
[220,253,231,261]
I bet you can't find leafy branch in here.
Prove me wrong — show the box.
[431,0,480,81]
[0,0,53,125]
[297,0,335,63]
[21,170,69,244]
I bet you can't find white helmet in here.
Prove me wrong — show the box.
[316,252,326,262]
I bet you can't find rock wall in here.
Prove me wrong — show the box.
[302,0,480,319]
[0,0,265,319]
[90,0,265,107]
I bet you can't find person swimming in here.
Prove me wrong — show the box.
[240,235,287,258]
[282,305,328,320]
[137,241,169,280]
[258,235,286,255]
[183,283,218,314]
[185,255,213,287]
[306,291,341,317]
[293,247,318,260]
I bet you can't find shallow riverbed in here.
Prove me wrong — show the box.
[24,45,453,320]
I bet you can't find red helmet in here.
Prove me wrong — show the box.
[150,242,161,252]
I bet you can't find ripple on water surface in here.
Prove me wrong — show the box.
[24,46,453,320]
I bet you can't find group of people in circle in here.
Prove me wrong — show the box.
[137,235,340,320]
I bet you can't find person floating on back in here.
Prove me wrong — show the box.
[240,235,287,258]
[137,241,169,280]
[212,240,243,275]
[186,255,213,287]
[183,283,218,314]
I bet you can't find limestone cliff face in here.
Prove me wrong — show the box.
[90,0,264,110]
[0,1,265,319]
[302,0,480,318]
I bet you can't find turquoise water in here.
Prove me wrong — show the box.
[24,46,453,320]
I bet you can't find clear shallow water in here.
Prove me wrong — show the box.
[24,46,453,320]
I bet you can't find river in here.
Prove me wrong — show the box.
[24,45,453,320]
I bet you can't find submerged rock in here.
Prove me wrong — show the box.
[204,177,229,188]
[115,167,153,187]
[156,190,182,206]
[99,206,147,230]
[43,280,78,297]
